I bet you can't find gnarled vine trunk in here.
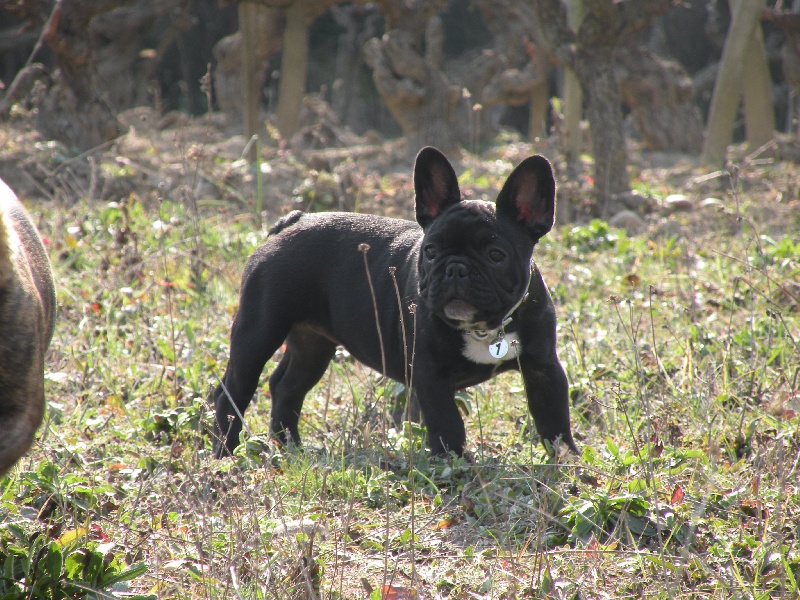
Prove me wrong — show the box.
[531,0,675,211]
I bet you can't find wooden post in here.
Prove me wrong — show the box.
[239,1,261,161]
[276,0,309,139]
[701,0,768,166]
[558,0,585,224]
[741,5,775,151]
[563,0,585,161]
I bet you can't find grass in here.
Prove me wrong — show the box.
[1,141,799,599]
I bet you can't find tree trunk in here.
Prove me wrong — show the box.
[701,0,768,166]
[6,0,192,150]
[563,0,585,163]
[275,0,309,139]
[212,6,283,124]
[39,0,125,150]
[238,2,282,161]
[331,5,382,131]
[532,0,673,209]
[529,80,549,141]
[363,25,462,156]
[240,2,265,159]
[576,54,629,213]
[617,50,703,153]
[364,0,462,154]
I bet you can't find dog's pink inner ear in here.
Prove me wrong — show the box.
[421,190,442,217]
[414,147,461,225]
[513,172,553,226]
[495,155,556,238]
[422,174,453,215]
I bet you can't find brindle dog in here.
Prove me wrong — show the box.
[0,179,56,475]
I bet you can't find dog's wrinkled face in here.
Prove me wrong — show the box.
[419,201,533,331]
[413,147,556,333]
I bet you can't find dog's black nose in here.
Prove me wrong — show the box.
[445,262,469,279]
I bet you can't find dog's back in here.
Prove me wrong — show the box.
[0,179,55,475]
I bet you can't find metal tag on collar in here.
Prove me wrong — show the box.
[488,331,509,359]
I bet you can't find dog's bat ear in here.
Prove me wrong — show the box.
[414,147,462,229]
[495,155,556,242]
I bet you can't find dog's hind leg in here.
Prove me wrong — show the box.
[268,325,336,447]
[212,308,290,458]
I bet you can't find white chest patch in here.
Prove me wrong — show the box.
[461,332,521,364]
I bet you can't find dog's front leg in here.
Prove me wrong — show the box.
[413,377,466,456]
[518,355,578,453]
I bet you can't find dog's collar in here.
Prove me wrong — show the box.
[464,299,523,342]
[464,264,533,342]
[463,304,520,361]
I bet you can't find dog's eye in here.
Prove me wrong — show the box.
[424,245,437,260]
[488,249,506,263]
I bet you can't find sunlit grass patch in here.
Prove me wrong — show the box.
[1,154,798,598]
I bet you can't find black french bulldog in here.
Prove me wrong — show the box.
[212,147,576,458]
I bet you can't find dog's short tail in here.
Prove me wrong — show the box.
[268,210,304,236]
